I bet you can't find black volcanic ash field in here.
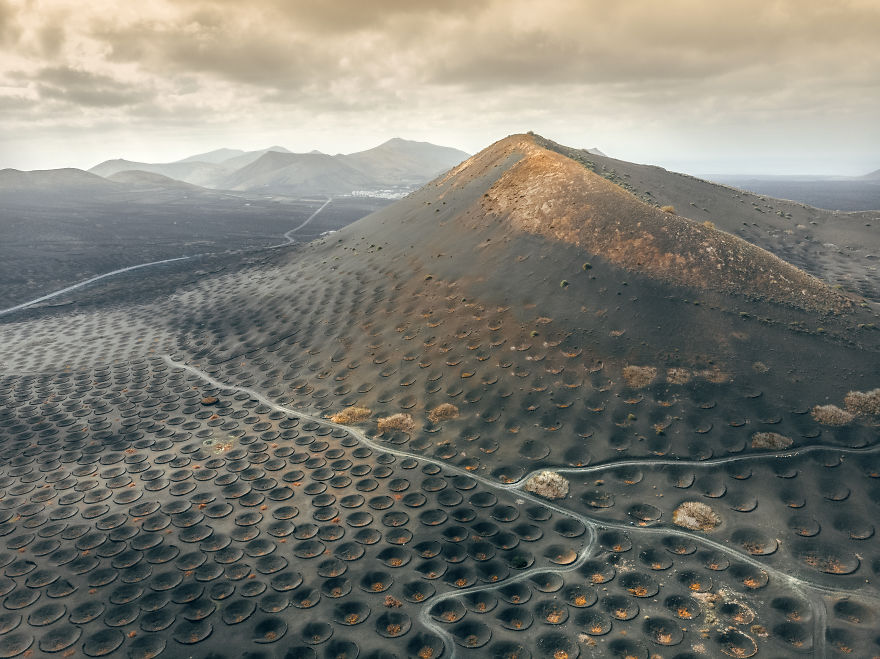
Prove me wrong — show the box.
[0,135,878,658]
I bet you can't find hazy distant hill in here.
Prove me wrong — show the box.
[212,147,292,173]
[106,169,201,190]
[176,148,248,164]
[88,138,469,195]
[340,137,470,186]
[217,151,377,194]
[0,167,114,191]
[88,159,226,187]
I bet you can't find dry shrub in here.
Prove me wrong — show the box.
[752,362,769,374]
[666,367,692,385]
[751,432,792,450]
[428,403,459,423]
[522,471,569,499]
[844,389,880,418]
[811,404,854,426]
[383,595,402,608]
[664,366,729,385]
[377,413,416,434]
[673,501,720,531]
[623,365,657,389]
[695,367,730,384]
[330,407,371,424]
[660,205,676,214]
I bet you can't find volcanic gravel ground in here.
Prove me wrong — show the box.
[0,136,878,658]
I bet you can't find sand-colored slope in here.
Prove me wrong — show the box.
[529,136,880,301]
[432,134,851,313]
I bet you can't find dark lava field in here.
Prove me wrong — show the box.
[0,134,878,659]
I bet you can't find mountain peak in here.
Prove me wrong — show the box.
[431,133,848,313]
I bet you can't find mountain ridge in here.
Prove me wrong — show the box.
[424,133,850,313]
[87,138,470,194]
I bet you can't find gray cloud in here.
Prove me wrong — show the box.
[196,0,481,35]
[0,0,20,45]
[97,22,319,88]
[76,1,880,102]
[0,0,878,174]
[30,66,152,107]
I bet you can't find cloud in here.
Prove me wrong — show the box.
[0,0,21,45]
[28,66,152,107]
[192,0,480,35]
[0,0,878,173]
[94,23,326,90]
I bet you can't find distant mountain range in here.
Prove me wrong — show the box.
[87,138,470,196]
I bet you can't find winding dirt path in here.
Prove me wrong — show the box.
[163,354,880,658]
[0,197,332,318]
[279,197,332,244]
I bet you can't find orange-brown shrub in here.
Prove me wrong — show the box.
[844,389,880,418]
[377,413,416,434]
[428,404,459,423]
[751,432,792,450]
[673,501,720,531]
[330,407,372,424]
[811,404,853,426]
[623,365,657,389]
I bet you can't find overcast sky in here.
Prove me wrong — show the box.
[1,0,878,175]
